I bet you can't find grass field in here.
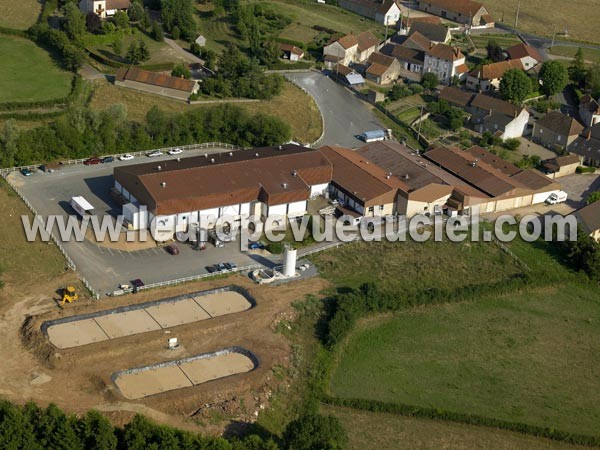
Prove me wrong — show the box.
[470,33,522,50]
[326,406,589,450]
[195,0,385,52]
[548,45,600,64]
[0,0,41,30]
[88,79,322,143]
[0,180,69,296]
[329,283,600,436]
[0,37,73,104]
[483,0,600,43]
[313,239,521,294]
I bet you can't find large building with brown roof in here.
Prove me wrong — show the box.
[506,43,543,69]
[532,111,584,151]
[572,201,600,241]
[115,67,199,101]
[417,0,493,27]
[365,53,402,85]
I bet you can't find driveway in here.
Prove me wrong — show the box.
[285,72,384,148]
[558,173,600,209]
[163,38,204,65]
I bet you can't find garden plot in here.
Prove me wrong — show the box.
[43,287,254,349]
[112,348,258,399]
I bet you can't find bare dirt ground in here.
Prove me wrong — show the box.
[0,274,328,433]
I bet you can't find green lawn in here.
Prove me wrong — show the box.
[312,239,521,294]
[329,283,600,436]
[470,34,523,50]
[548,45,600,64]
[0,37,73,103]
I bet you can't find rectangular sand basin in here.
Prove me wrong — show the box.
[46,319,109,349]
[94,310,161,339]
[193,291,252,317]
[178,352,255,385]
[145,298,211,328]
[114,365,193,399]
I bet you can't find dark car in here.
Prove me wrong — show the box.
[84,157,102,165]
[224,262,237,270]
[166,244,180,255]
[206,265,217,273]
[249,242,265,250]
[217,262,227,271]
[131,278,145,293]
[20,168,33,176]
[102,156,114,163]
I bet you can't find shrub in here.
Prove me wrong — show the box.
[576,166,596,174]
[502,138,521,151]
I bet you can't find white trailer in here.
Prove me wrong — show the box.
[70,196,95,218]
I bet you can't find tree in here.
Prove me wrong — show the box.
[81,410,118,450]
[160,0,196,41]
[137,40,150,62]
[190,42,201,56]
[539,60,568,97]
[486,39,503,62]
[421,72,439,90]
[140,8,151,29]
[85,12,102,33]
[151,20,164,41]
[113,10,130,28]
[563,228,600,281]
[171,25,180,40]
[499,68,531,104]
[171,63,191,79]
[283,414,347,450]
[568,47,587,86]
[586,191,600,205]
[111,37,123,56]
[586,63,600,98]
[62,3,86,42]
[128,0,145,22]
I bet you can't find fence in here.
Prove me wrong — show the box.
[0,142,243,176]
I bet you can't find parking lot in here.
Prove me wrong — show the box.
[8,146,280,295]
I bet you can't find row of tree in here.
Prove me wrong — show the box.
[0,400,348,450]
[499,61,569,104]
[0,103,291,167]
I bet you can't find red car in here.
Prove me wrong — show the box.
[84,157,102,165]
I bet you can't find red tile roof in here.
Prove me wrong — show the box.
[469,59,524,80]
[506,43,543,63]
[420,0,486,16]
[427,43,464,61]
[115,67,197,93]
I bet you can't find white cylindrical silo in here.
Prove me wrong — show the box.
[282,247,297,277]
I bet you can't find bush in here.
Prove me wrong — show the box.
[171,25,180,40]
[283,414,348,450]
[421,72,439,90]
[171,63,191,79]
[502,138,521,151]
[576,166,596,174]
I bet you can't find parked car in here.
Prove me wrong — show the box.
[131,278,145,293]
[102,156,114,163]
[217,262,227,271]
[249,241,265,250]
[206,265,217,273]
[83,157,102,165]
[224,262,237,270]
[168,148,183,155]
[119,154,134,161]
[166,244,180,255]
[546,191,568,205]
[147,150,164,157]
[20,168,33,176]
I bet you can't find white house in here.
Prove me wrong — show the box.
[506,43,543,70]
[337,0,401,25]
[323,31,379,68]
[466,59,524,92]
[424,44,468,84]
[79,0,130,17]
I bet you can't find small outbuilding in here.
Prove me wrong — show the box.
[195,35,206,47]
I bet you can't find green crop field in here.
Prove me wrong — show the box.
[0,37,73,103]
[548,45,600,64]
[313,238,521,294]
[329,283,600,436]
[0,0,42,30]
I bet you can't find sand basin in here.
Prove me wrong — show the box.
[113,349,257,399]
[43,288,254,349]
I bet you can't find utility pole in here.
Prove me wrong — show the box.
[514,0,521,29]
[550,24,557,49]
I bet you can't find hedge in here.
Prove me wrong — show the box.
[86,49,175,71]
[267,61,313,71]
[576,166,596,174]
[0,111,65,120]
[321,396,600,447]
[0,26,27,37]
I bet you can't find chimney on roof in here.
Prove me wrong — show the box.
[160,182,166,187]
[282,182,288,189]
[255,153,259,157]
[229,152,233,156]
[278,145,283,150]
[472,159,478,167]
[157,165,162,171]
[177,158,181,162]
[292,170,297,176]
[210,158,215,163]
[204,153,208,158]
[404,174,409,179]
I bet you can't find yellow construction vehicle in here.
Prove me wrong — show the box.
[60,286,78,306]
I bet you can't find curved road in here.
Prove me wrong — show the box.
[285,72,384,148]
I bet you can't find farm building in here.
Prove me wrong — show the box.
[532,111,584,151]
[506,43,543,70]
[115,67,199,101]
[323,31,379,68]
[417,0,494,28]
[279,43,305,61]
[541,154,581,179]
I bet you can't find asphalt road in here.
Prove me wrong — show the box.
[11,148,281,296]
[285,72,384,148]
